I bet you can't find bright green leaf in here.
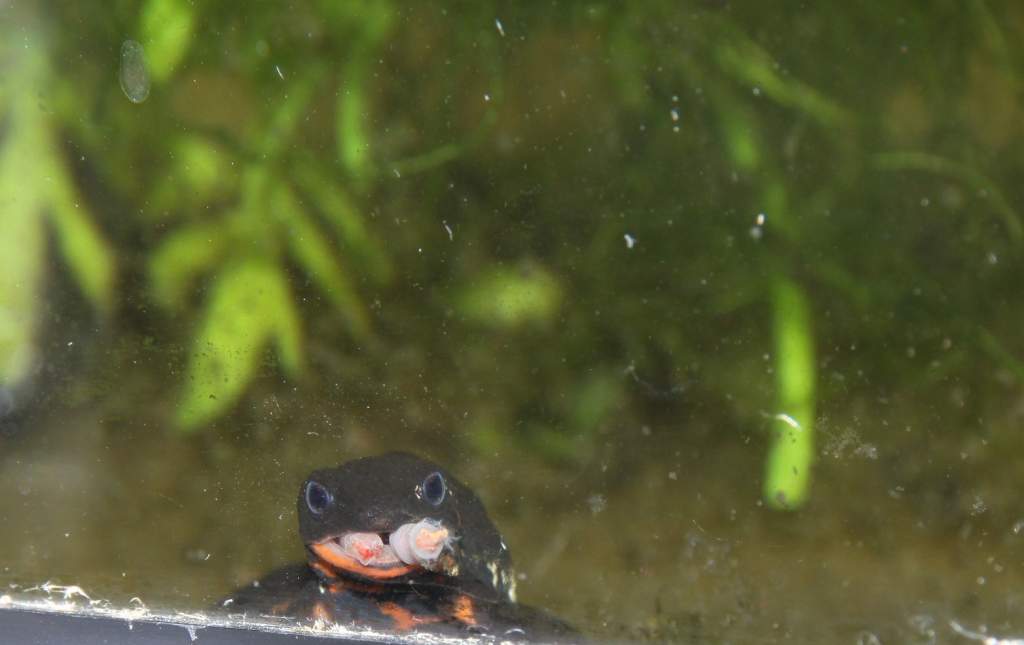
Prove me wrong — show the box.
[0,40,115,386]
[47,157,116,315]
[140,0,196,83]
[293,160,392,284]
[457,265,562,328]
[321,3,396,182]
[175,136,233,201]
[177,260,302,431]
[149,137,237,222]
[270,283,303,379]
[0,118,46,387]
[149,221,228,309]
[715,32,851,128]
[336,59,371,180]
[271,181,371,339]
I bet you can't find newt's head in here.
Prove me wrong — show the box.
[298,452,515,602]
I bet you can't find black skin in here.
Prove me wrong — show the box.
[298,452,514,601]
[221,453,579,641]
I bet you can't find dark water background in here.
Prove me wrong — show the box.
[2,3,1024,643]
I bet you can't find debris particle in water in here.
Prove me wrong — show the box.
[29,581,92,601]
[670,107,679,122]
[773,413,801,430]
[855,631,882,645]
[970,495,988,516]
[443,221,454,241]
[624,233,636,249]
[495,18,505,37]
[275,64,285,80]
[184,548,212,563]
[484,93,491,102]
[119,40,150,104]
[950,620,1024,644]
[586,495,606,515]
[750,212,766,239]
[853,443,878,459]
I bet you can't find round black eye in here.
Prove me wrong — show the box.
[421,471,446,506]
[305,481,332,515]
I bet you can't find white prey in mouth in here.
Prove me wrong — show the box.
[331,519,451,569]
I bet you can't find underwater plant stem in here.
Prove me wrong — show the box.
[873,151,1022,242]
[764,276,816,509]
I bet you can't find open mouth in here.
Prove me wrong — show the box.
[310,519,451,580]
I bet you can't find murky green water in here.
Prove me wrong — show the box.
[2,2,1024,642]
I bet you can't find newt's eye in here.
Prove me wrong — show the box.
[421,471,447,506]
[305,481,332,515]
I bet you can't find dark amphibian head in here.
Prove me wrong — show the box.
[298,452,515,602]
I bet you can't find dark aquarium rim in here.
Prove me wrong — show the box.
[0,598,502,645]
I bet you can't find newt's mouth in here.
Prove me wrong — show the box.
[310,519,451,580]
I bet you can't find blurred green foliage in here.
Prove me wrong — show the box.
[139,0,195,83]
[176,258,302,429]
[5,2,1023,507]
[0,27,115,390]
[457,264,562,329]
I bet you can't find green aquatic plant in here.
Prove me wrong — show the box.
[764,277,816,509]
[456,264,562,329]
[10,1,1021,517]
[150,128,382,431]
[873,151,1022,241]
[139,0,196,85]
[687,19,847,509]
[0,28,115,391]
[131,0,399,430]
[174,258,303,429]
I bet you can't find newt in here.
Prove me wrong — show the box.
[221,452,577,641]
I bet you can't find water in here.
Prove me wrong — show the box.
[2,2,1023,642]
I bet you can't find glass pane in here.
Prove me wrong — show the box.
[1,2,1022,643]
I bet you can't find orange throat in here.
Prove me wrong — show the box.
[309,540,420,580]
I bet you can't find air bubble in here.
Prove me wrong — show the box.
[119,40,150,104]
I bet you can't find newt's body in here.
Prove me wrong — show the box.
[221,453,576,640]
